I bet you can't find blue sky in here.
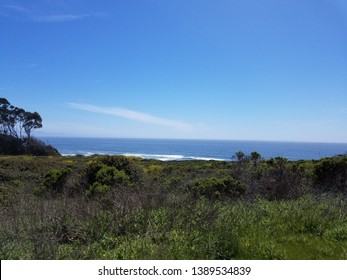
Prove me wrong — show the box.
[1,0,347,142]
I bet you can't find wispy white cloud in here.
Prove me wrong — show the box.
[2,5,29,12]
[34,13,90,22]
[1,3,99,22]
[0,4,26,18]
[68,103,192,130]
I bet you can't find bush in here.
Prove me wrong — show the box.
[85,182,111,198]
[36,167,72,195]
[25,138,60,156]
[84,158,136,198]
[85,156,145,188]
[189,176,245,199]
[98,155,145,184]
[0,135,60,156]
[95,166,128,186]
[85,165,129,198]
[249,157,308,200]
[313,156,347,192]
[0,134,24,155]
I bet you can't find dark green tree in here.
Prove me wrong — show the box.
[250,151,261,163]
[0,97,58,156]
[234,151,245,161]
[0,98,11,135]
[0,98,42,140]
[23,112,42,139]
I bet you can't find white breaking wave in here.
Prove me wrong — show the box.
[61,151,107,156]
[123,153,185,161]
[62,151,224,161]
[122,153,224,161]
[187,156,225,161]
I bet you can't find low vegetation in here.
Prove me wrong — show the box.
[0,153,347,259]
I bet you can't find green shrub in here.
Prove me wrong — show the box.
[85,161,105,184]
[36,167,72,195]
[85,163,130,197]
[95,166,128,186]
[85,156,145,186]
[84,156,145,198]
[189,176,245,199]
[251,158,308,200]
[97,155,145,184]
[313,156,347,192]
[85,182,111,197]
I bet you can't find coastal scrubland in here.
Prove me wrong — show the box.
[1,154,347,259]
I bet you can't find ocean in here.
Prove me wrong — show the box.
[39,137,347,161]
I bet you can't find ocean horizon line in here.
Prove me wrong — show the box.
[38,136,347,145]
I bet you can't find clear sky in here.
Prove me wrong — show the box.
[1,0,347,142]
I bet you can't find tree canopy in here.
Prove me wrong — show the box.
[0,97,42,140]
[0,97,59,156]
